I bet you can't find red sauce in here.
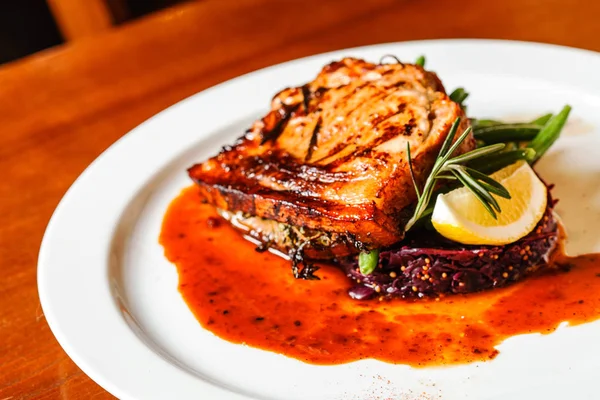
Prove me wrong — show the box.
[160,186,600,367]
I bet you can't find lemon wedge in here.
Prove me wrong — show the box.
[431,161,547,245]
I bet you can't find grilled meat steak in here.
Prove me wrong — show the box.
[189,57,475,260]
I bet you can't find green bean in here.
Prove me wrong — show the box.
[530,113,553,126]
[528,106,571,163]
[449,88,469,105]
[473,113,552,131]
[358,249,380,275]
[415,55,426,67]
[502,142,518,152]
[476,139,487,148]
[472,119,502,127]
[473,124,541,144]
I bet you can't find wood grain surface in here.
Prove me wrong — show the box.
[1,0,598,398]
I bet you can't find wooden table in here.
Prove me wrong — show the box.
[1,0,598,397]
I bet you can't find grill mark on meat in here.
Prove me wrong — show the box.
[381,68,396,75]
[225,150,356,186]
[376,122,412,144]
[310,140,352,165]
[327,123,413,168]
[310,86,330,108]
[346,83,404,118]
[343,85,392,120]
[305,116,322,162]
[403,118,415,136]
[260,103,300,145]
[358,89,398,113]
[309,93,399,164]
[313,102,410,167]
[372,103,408,127]
[270,86,292,102]
[313,87,328,98]
[322,60,347,73]
[384,80,408,89]
[336,82,368,106]
[301,84,311,114]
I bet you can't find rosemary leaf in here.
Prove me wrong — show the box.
[436,174,457,180]
[448,165,502,212]
[407,143,421,199]
[447,143,505,165]
[463,167,511,199]
[439,126,473,166]
[451,169,498,219]
[438,118,462,158]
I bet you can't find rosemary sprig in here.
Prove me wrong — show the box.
[404,118,510,231]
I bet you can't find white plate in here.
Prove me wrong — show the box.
[38,40,600,400]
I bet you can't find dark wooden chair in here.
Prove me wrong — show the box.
[46,0,128,40]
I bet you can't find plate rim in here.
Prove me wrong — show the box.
[37,39,600,400]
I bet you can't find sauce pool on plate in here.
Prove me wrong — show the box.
[159,186,600,367]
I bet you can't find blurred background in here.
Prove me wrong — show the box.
[0,0,187,64]
[2,1,599,399]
